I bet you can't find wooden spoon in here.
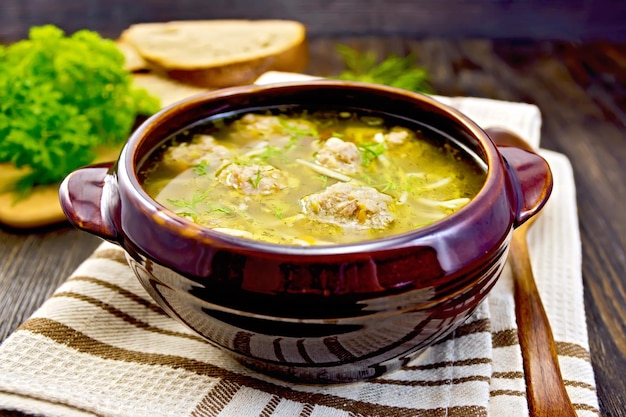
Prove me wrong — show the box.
[486,127,577,417]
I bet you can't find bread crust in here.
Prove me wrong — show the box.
[162,38,308,88]
[120,20,308,88]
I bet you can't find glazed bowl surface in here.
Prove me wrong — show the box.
[59,81,552,383]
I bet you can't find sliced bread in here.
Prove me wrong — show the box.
[132,73,208,107]
[119,20,308,88]
[116,39,148,72]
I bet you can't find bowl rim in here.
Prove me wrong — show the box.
[117,80,506,257]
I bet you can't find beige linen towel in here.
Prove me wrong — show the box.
[0,74,599,416]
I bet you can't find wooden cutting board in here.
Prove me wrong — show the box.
[0,147,122,229]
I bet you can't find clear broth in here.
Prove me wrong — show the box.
[140,108,486,245]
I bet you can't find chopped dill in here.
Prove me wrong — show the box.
[192,160,210,176]
[167,190,211,210]
[359,172,398,193]
[249,169,262,189]
[358,141,387,166]
[177,212,198,222]
[274,206,285,219]
[315,174,329,187]
[257,145,284,162]
[278,119,318,147]
[208,205,233,214]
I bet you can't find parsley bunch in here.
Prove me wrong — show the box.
[334,44,431,93]
[0,25,160,191]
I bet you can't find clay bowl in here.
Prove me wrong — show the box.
[59,81,552,383]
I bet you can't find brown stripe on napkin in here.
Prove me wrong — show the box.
[259,394,281,417]
[429,318,490,347]
[372,374,491,387]
[492,330,591,360]
[297,403,315,417]
[565,380,596,391]
[490,389,525,397]
[574,403,601,413]
[90,247,128,264]
[557,341,592,361]
[191,379,239,417]
[18,318,214,370]
[192,375,488,417]
[66,275,168,316]
[17,318,487,416]
[492,371,524,379]
[49,291,205,343]
[491,328,518,347]
[404,356,491,371]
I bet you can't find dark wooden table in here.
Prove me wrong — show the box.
[1,37,625,416]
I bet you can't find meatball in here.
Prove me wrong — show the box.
[217,163,286,195]
[300,182,394,230]
[315,137,362,174]
[161,134,231,172]
[237,114,284,135]
[373,127,412,147]
[235,114,316,142]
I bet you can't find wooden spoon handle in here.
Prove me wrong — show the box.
[509,228,578,417]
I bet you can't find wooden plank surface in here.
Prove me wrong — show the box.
[1,0,626,42]
[1,37,625,416]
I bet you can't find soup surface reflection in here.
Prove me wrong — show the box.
[140,109,486,245]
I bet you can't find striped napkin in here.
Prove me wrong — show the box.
[0,74,600,416]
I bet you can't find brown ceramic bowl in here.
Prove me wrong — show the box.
[59,81,552,383]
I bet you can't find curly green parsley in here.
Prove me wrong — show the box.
[0,25,160,191]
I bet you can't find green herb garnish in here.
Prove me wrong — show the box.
[0,25,160,191]
[192,160,210,176]
[257,145,284,162]
[360,172,398,193]
[379,178,397,193]
[167,190,211,211]
[358,141,387,166]
[249,169,262,189]
[315,174,329,187]
[273,206,285,219]
[278,119,318,147]
[208,205,233,214]
[334,45,431,93]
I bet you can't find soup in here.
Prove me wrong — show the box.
[140,108,486,245]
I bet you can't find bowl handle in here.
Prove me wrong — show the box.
[58,162,120,242]
[485,127,553,226]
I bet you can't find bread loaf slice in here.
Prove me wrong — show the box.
[132,73,208,107]
[116,39,148,72]
[120,20,308,88]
